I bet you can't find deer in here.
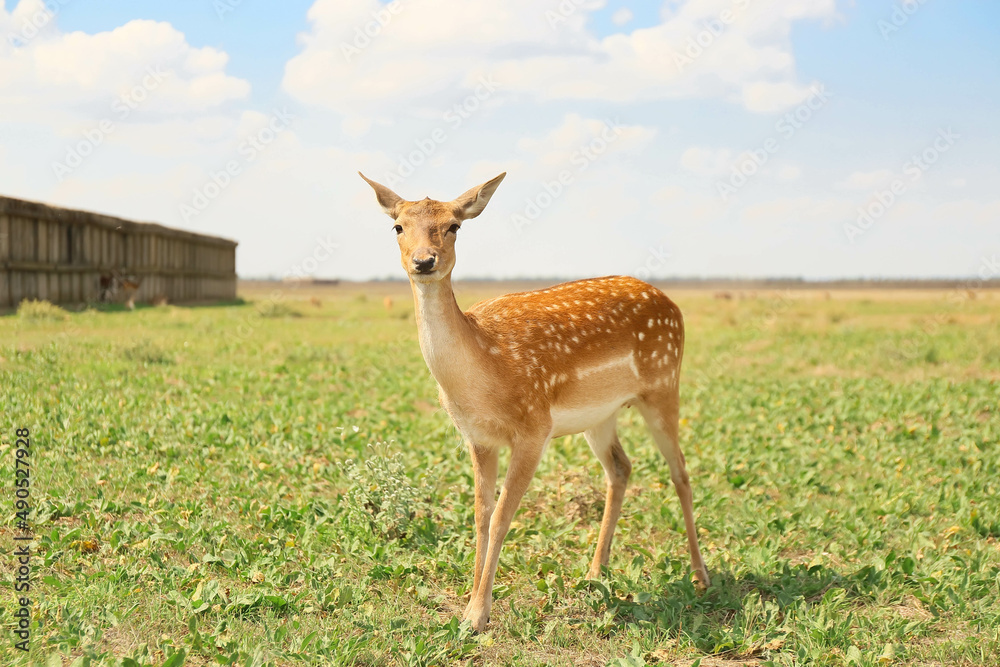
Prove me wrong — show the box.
[360,171,710,632]
[98,270,140,309]
[121,277,140,311]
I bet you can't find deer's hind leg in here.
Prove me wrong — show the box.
[636,389,710,587]
[583,413,632,580]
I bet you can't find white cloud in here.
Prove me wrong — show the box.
[0,9,250,124]
[741,80,818,114]
[776,164,801,181]
[515,113,657,171]
[838,169,894,190]
[283,0,839,116]
[651,184,727,226]
[679,146,734,176]
[341,115,373,139]
[611,8,633,26]
[740,195,853,232]
[0,0,262,237]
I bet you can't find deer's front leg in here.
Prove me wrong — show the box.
[464,440,544,632]
[464,443,497,616]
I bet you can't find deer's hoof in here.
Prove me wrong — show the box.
[462,604,490,632]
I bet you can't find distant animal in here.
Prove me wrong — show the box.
[99,271,140,308]
[98,273,116,302]
[310,296,322,308]
[152,294,168,307]
[714,291,733,300]
[383,295,394,311]
[361,171,709,633]
[122,278,140,310]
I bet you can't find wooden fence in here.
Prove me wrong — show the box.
[0,196,237,308]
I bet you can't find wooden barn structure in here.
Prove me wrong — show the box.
[0,196,237,308]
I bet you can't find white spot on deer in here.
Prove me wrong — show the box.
[490,347,501,355]
[638,332,645,341]
[648,319,654,328]
[628,351,640,378]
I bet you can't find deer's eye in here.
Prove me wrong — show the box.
[393,225,403,235]
[448,224,460,234]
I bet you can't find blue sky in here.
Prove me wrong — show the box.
[2,0,998,280]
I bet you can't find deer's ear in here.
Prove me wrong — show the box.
[451,172,506,220]
[359,172,406,219]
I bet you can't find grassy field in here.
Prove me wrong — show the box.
[1,281,999,666]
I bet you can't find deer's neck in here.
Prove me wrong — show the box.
[410,276,480,394]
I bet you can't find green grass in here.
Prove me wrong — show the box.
[1,287,998,666]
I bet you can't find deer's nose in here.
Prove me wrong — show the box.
[412,255,437,273]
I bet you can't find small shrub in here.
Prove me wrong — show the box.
[17,299,68,322]
[123,340,174,365]
[341,444,429,541]
[257,302,301,319]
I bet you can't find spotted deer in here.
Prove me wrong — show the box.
[122,277,140,310]
[360,171,710,631]
[99,270,140,310]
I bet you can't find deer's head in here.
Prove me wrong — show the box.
[360,172,506,282]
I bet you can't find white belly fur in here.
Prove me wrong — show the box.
[549,397,629,438]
